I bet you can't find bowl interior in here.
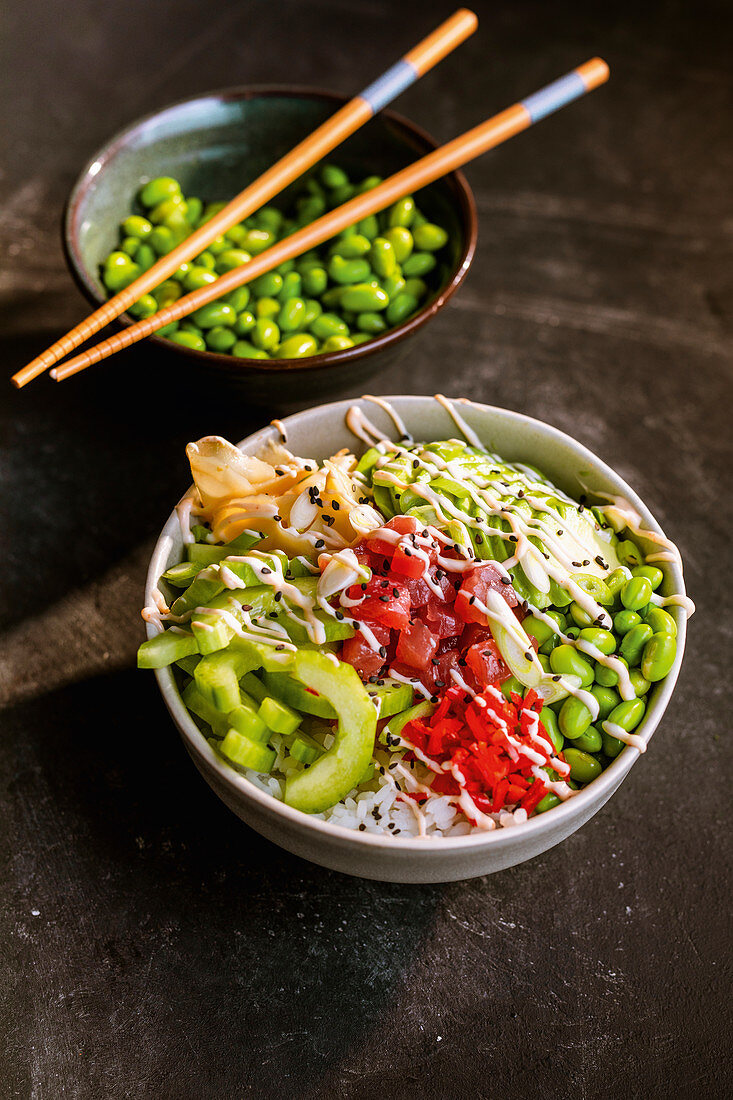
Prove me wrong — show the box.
[69,88,469,310]
[148,397,688,856]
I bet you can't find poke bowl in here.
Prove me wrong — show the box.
[141,396,690,883]
[64,87,476,403]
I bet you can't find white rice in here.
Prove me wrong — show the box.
[236,730,530,838]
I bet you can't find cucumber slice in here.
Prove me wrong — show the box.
[228,703,269,743]
[176,653,202,676]
[289,732,322,764]
[258,696,301,736]
[261,670,337,718]
[218,729,276,773]
[490,619,580,705]
[277,609,354,644]
[364,678,415,718]
[187,530,263,566]
[170,566,225,616]
[381,700,436,743]
[182,680,228,737]
[137,629,198,669]
[162,561,201,587]
[283,651,376,814]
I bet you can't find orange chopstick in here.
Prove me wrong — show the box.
[51,58,609,383]
[12,9,477,389]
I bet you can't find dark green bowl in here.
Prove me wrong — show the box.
[64,86,477,404]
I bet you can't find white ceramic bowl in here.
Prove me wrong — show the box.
[145,396,688,883]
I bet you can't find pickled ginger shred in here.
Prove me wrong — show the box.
[186,435,383,553]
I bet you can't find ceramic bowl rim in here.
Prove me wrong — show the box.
[145,395,688,855]
[63,85,477,375]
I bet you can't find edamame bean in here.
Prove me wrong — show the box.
[215,248,251,273]
[563,748,602,784]
[149,226,175,255]
[321,335,354,352]
[225,224,249,248]
[571,726,603,753]
[102,254,139,293]
[232,340,268,359]
[279,297,306,332]
[358,215,379,240]
[594,655,628,687]
[251,272,283,298]
[186,197,203,225]
[359,175,382,193]
[387,196,415,227]
[335,233,371,258]
[328,255,371,285]
[605,567,631,602]
[135,244,155,272]
[536,791,561,813]
[641,632,677,682]
[631,565,664,590]
[168,329,205,351]
[370,237,396,277]
[559,696,593,739]
[197,251,216,269]
[225,286,251,313]
[619,623,654,666]
[621,576,653,611]
[128,294,157,319]
[356,311,387,335]
[413,223,449,251]
[617,539,644,568]
[384,227,413,263]
[340,284,389,312]
[255,297,281,320]
[139,176,181,207]
[151,279,181,307]
[183,266,218,291]
[302,299,322,326]
[380,272,406,298]
[569,601,595,628]
[602,731,625,758]
[252,318,280,352]
[403,277,428,299]
[205,326,237,352]
[191,301,236,329]
[233,311,256,336]
[386,292,418,326]
[121,214,152,239]
[604,698,646,734]
[278,272,302,301]
[402,251,436,277]
[500,675,524,700]
[302,267,328,297]
[614,609,641,635]
[244,229,275,255]
[310,313,349,341]
[149,195,187,227]
[628,669,651,696]
[578,627,616,655]
[320,164,349,189]
[540,707,563,753]
[276,334,318,358]
[644,607,677,637]
[524,616,556,647]
[549,645,594,687]
[590,684,621,721]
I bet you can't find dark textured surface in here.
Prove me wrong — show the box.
[1,1,731,1096]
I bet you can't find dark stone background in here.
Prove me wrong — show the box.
[1,1,731,1096]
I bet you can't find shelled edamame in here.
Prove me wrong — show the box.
[99,166,453,359]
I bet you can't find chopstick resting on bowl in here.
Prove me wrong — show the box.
[49,58,609,383]
[12,9,478,389]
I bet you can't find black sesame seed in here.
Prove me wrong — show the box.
[431,658,440,666]
[557,530,564,536]
[500,576,511,585]
[475,534,484,545]
[379,646,387,658]
[435,680,446,688]
[393,828,401,834]
[315,539,325,549]
[379,594,390,603]
[413,459,420,469]
[275,644,285,651]
[377,678,384,686]
[260,566,272,575]
[392,588,400,598]
[358,823,366,831]
[509,535,518,543]
[595,555,608,569]
[335,610,344,621]
[332,501,340,511]
[274,592,282,603]
[430,695,439,704]
[381,579,389,588]
[458,657,467,667]
[552,674,561,682]
[368,675,378,684]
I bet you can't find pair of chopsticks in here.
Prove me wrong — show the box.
[13,10,608,388]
